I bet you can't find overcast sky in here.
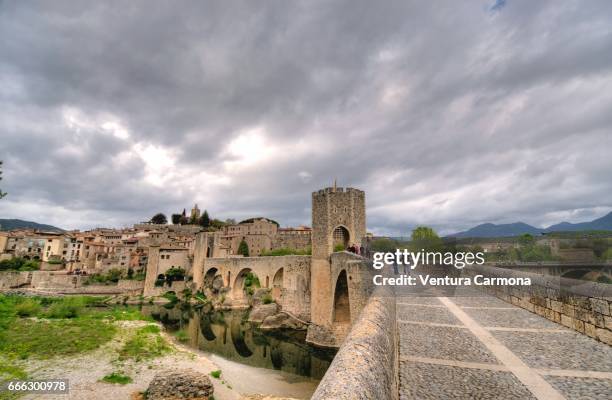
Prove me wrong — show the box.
[1,0,612,236]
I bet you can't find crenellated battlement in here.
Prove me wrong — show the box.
[313,187,365,196]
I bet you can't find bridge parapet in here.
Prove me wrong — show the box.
[465,264,612,345]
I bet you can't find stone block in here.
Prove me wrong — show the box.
[147,369,213,400]
[550,300,563,313]
[605,315,612,331]
[584,322,597,339]
[573,318,585,333]
[574,307,589,322]
[596,328,612,346]
[562,303,575,318]
[561,314,573,328]
[534,305,547,317]
[587,312,605,328]
[572,296,591,311]
[589,298,610,316]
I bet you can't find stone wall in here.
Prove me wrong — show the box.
[0,271,31,289]
[270,233,311,252]
[465,264,612,345]
[311,286,397,400]
[116,279,145,290]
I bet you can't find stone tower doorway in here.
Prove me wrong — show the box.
[333,270,350,323]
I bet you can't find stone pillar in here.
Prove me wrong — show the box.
[143,245,160,296]
[192,232,208,290]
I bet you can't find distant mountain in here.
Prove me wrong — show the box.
[450,222,542,239]
[546,212,612,232]
[449,211,612,238]
[0,219,64,232]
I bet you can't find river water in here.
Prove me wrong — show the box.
[141,304,335,399]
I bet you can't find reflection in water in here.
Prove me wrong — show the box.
[143,305,335,380]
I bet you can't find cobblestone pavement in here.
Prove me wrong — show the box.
[397,290,612,399]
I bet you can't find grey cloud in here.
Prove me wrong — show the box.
[1,0,611,234]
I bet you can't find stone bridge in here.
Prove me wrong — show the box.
[313,264,612,399]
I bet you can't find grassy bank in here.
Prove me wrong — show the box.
[0,294,164,394]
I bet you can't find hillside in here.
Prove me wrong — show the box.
[0,219,64,232]
[449,211,612,238]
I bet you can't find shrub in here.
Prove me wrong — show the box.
[244,272,260,288]
[333,244,345,252]
[210,370,222,379]
[46,297,86,319]
[15,298,41,317]
[162,291,178,303]
[262,294,274,304]
[260,247,311,256]
[0,257,40,271]
[102,372,132,385]
[19,260,40,271]
[174,329,189,342]
[165,267,186,283]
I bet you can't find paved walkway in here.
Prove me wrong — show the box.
[397,293,612,399]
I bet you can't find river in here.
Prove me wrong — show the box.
[141,304,335,399]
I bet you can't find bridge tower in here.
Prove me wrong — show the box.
[307,186,366,346]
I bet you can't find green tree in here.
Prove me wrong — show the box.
[410,226,442,251]
[209,219,226,230]
[171,214,182,225]
[150,213,167,224]
[370,238,399,252]
[199,210,210,228]
[518,234,535,246]
[0,161,7,199]
[237,240,250,257]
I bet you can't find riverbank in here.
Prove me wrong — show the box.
[0,294,304,400]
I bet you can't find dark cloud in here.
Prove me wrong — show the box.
[1,0,611,235]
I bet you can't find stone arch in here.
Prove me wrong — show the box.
[333,270,350,323]
[204,267,218,287]
[272,268,284,302]
[233,268,260,301]
[332,225,350,251]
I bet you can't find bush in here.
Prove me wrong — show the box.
[86,268,124,285]
[46,297,86,319]
[333,244,345,252]
[243,272,260,288]
[260,247,311,256]
[174,329,189,342]
[262,294,274,304]
[210,370,222,379]
[0,257,40,271]
[165,267,186,281]
[102,372,132,385]
[15,298,41,317]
